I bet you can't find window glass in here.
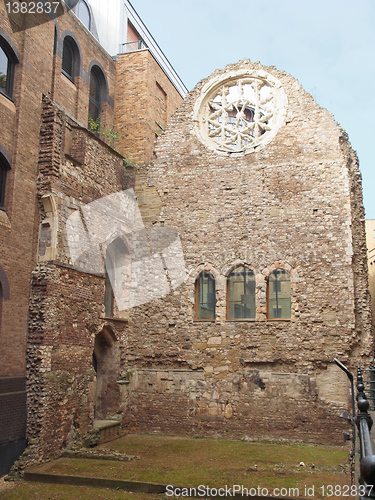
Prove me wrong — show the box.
[196,272,215,320]
[0,46,8,92]
[77,0,91,30]
[227,266,255,319]
[62,39,74,79]
[268,269,291,319]
[89,68,101,127]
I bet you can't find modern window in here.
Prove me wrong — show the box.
[227,266,256,319]
[267,269,291,319]
[89,67,102,127]
[196,271,215,321]
[0,37,17,98]
[77,0,91,31]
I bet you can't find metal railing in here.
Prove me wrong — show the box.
[356,367,375,499]
[335,360,375,498]
[361,365,375,410]
[120,40,148,54]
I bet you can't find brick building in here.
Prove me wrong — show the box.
[0,0,185,474]
[0,0,373,476]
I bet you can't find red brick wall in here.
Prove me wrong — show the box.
[115,50,183,164]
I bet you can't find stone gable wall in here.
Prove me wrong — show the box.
[121,60,373,443]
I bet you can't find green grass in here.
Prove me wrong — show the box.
[2,434,352,500]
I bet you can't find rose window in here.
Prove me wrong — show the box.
[193,69,287,154]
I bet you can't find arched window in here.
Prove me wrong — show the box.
[77,0,91,31]
[195,271,215,321]
[62,36,79,81]
[89,66,102,127]
[267,269,291,319]
[227,266,255,319]
[0,35,18,98]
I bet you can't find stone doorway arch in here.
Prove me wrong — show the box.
[92,326,120,420]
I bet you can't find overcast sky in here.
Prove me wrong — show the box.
[130,0,375,218]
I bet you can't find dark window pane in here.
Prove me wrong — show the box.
[89,71,100,101]
[89,69,101,130]
[227,266,255,319]
[62,40,74,78]
[196,272,215,320]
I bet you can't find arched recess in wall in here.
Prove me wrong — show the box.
[92,326,121,420]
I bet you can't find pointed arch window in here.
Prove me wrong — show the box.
[267,269,291,319]
[195,271,215,321]
[227,266,255,320]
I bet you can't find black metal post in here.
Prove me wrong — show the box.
[356,367,375,499]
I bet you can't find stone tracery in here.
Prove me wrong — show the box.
[194,69,287,154]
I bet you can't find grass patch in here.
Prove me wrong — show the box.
[0,480,153,500]
[22,434,351,499]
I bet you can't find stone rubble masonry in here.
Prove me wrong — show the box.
[26,98,130,461]
[121,60,374,444]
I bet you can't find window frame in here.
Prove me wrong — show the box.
[267,269,292,320]
[0,35,18,100]
[195,271,216,322]
[62,38,74,81]
[227,266,256,321]
[77,0,91,31]
[88,65,106,133]
[61,36,79,83]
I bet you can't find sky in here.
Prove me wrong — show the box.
[130,0,375,218]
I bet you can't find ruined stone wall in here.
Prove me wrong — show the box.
[122,60,373,444]
[27,99,131,461]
